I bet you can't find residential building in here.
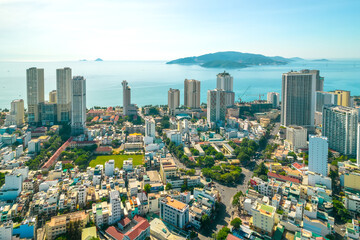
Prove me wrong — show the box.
[315,91,338,112]
[308,135,328,176]
[56,67,72,122]
[105,160,115,176]
[49,90,57,103]
[106,215,150,240]
[281,70,317,129]
[45,211,89,240]
[357,123,360,166]
[252,203,276,235]
[71,76,86,135]
[145,117,156,138]
[109,190,122,224]
[27,67,44,124]
[322,105,358,155]
[159,157,177,183]
[5,99,25,126]
[160,196,189,229]
[184,79,200,108]
[284,126,307,152]
[344,172,360,192]
[216,71,235,107]
[207,89,226,125]
[267,92,280,108]
[168,88,180,115]
[39,102,57,126]
[331,90,351,107]
[0,221,13,240]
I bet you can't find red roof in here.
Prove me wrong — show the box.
[268,172,301,184]
[95,146,112,152]
[106,216,150,240]
[227,234,241,240]
[118,217,131,227]
[107,107,113,111]
[114,115,119,121]
[292,162,305,170]
[42,137,72,169]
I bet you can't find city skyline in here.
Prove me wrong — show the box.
[0,0,360,61]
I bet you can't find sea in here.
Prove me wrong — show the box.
[0,59,359,109]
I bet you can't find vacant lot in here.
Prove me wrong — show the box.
[89,154,144,169]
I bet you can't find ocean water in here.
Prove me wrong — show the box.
[0,60,359,109]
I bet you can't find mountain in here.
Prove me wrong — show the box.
[95,58,103,61]
[166,51,301,69]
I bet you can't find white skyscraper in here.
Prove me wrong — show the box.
[267,92,280,108]
[105,160,115,176]
[184,79,200,108]
[5,99,24,127]
[207,89,226,125]
[168,88,180,115]
[322,105,358,156]
[57,67,72,123]
[71,76,86,136]
[145,117,156,138]
[308,135,328,176]
[26,67,44,124]
[281,70,317,129]
[217,71,235,107]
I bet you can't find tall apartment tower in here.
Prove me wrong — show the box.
[322,105,358,156]
[145,117,156,138]
[315,91,338,112]
[184,79,200,108]
[357,123,360,166]
[309,69,324,92]
[71,76,86,136]
[168,88,180,115]
[56,67,72,123]
[26,67,44,124]
[207,89,226,125]
[216,71,235,107]
[308,135,329,176]
[122,80,131,115]
[331,90,350,107]
[281,70,317,128]
[49,90,57,103]
[5,99,25,127]
[267,92,280,108]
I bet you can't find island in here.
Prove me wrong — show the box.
[95,58,103,61]
[167,51,302,69]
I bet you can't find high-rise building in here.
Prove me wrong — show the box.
[357,123,360,166]
[331,90,351,107]
[216,71,235,107]
[308,135,328,176]
[267,92,280,108]
[39,102,57,126]
[5,99,24,127]
[168,88,180,115]
[322,105,358,156]
[281,70,317,128]
[71,76,86,135]
[26,67,44,124]
[56,67,72,123]
[49,90,57,103]
[184,79,200,108]
[315,91,338,112]
[207,89,226,125]
[122,80,137,116]
[308,69,324,92]
[160,196,189,229]
[145,117,156,138]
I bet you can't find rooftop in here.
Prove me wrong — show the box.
[164,196,187,210]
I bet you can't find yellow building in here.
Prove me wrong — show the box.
[251,203,276,235]
[159,157,177,183]
[45,211,89,240]
[332,90,350,107]
[344,172,360,192]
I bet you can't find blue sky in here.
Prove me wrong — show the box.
[0,0,359,61]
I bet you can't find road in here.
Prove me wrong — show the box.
[198,167,254,240]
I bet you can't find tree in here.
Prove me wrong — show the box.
[201,214,211,228]
[215,227,230,240]
[144,184,151,194]
[230,218,242,229]
[165,183,172,190]
[237,152,250,166]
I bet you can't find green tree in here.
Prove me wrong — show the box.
[201,214,211,228]
[230,218,242,229]
[165,183,172,190]
[144,184,151,194]
[215,227,230,240]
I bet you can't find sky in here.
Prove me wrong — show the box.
[0,0,359,61]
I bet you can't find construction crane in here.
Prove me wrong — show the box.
[238,85,251,103]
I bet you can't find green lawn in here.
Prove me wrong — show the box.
[89,154,144,169]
